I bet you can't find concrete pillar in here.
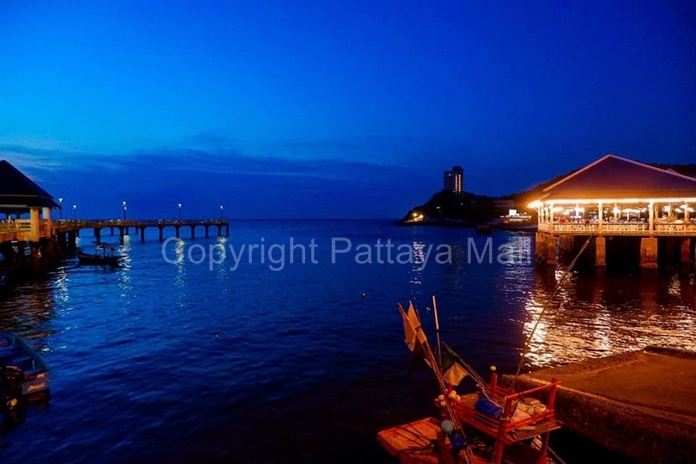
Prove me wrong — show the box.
[175,226,180,239]
[94,228,101,244]
[559,235,570,252]
[30,207,41,241]
[110,227,114,236]
[68,231,77,251]
[546,235,557,266]
[681,238,691,265]
[217,225,221,237]
[534,232,546,266]
[158,226,164,242]
[16,241,25,263]
[42,238,56,261]
[558,235,574,262]
[29,243,39,270]
[595,236,606,267]
[640,237,658,269]
[58,232,67,252]
[226,225,229,237]
[190,225,195,239]
[119,227,125,244]
[140,227,146,243]
[205,225,209,238]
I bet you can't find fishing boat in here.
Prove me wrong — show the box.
[0,333,50,409]
[377,299,563,464]
[77,244,121,267]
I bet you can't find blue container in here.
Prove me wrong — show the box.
[447,429,468,451]
[474,398,502,419]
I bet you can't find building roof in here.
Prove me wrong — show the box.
[0,160,60,212]
[535,154,696,203]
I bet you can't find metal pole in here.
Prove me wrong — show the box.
[432,294,442,368]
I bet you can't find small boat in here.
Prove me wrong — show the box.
[0,333,50,408]
[78,244,122,267]
[378,300,563,464]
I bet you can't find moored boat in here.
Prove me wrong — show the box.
[0,333,50,408]
[377,300,563,464]
[77,244,122,267]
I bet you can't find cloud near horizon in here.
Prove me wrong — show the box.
[0,140,438,220]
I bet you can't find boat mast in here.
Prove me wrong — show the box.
[432,294,442,369]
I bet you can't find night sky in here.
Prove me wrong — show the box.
[1,1,694,219]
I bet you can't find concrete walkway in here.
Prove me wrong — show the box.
[502,347,696,464]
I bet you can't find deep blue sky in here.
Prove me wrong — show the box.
[1,0,694,219]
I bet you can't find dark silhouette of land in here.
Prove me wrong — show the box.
[400,162,696,226]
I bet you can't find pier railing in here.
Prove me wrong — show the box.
[1,218,230,243]
[53,219,228,227]
[538,221,696,236]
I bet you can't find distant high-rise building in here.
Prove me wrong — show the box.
[443,166,463,194]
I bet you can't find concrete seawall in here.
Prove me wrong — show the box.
[502,346,696,464]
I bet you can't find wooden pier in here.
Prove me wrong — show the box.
[56,219,229,243]
[0,218,230,276]
[1,219,229,244]
[0,158,230,278]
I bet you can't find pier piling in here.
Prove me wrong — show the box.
[640,237,658,269]
[595,236,606,267]
[681,238,691,265]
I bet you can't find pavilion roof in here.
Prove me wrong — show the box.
[535,155,696,203]
[0,160,60,212]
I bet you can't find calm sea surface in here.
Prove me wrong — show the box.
[0,220,694,463]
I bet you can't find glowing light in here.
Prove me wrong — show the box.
[533,197,696,205]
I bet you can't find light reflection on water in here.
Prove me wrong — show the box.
[408,240,425,301]
[118,236,133,301]
[215,236,228,281]
[516,264,696,369]
[0,223,694,463]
